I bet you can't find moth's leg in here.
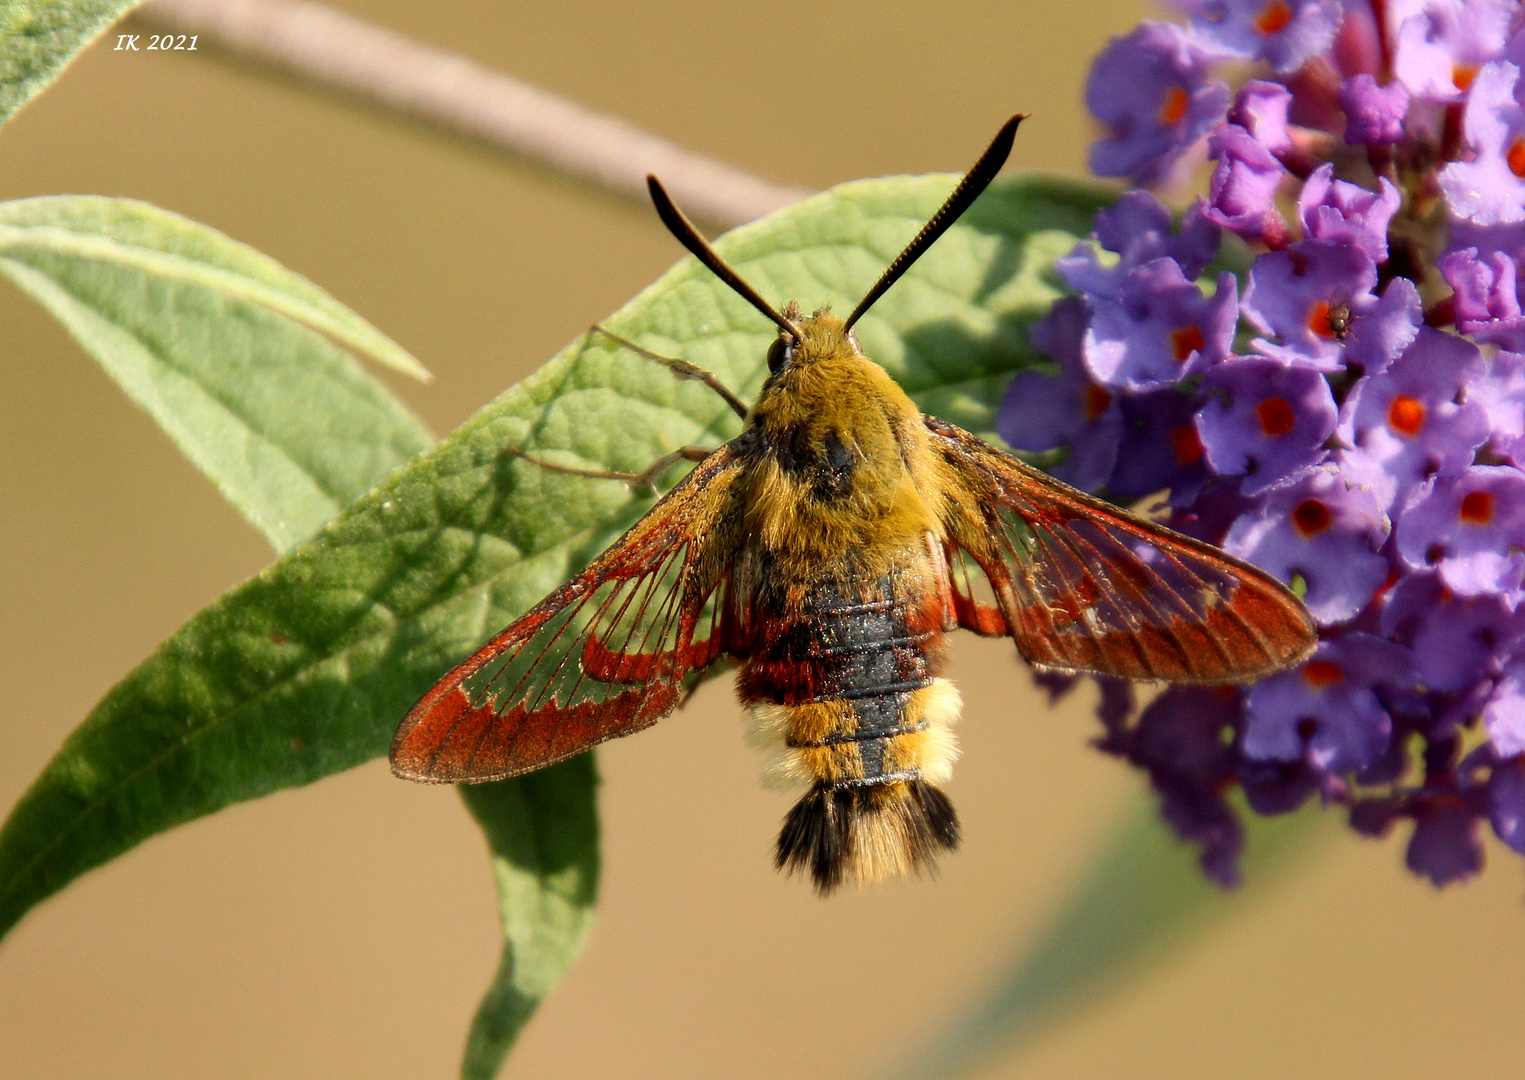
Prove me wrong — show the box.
[508,444,714,495]
[590,324,749,420]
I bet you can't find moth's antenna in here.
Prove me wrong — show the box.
[844,114,1025,332]
[647,176,804,342]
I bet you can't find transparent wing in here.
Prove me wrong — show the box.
[925,416,1316,682]
[391,442,751,782]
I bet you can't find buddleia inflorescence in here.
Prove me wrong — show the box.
[999,0,1525,886]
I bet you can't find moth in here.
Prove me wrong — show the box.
[391,116,1317,893]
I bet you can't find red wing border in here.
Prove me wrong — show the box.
[924,415,1317,683]
[391,441,752,783]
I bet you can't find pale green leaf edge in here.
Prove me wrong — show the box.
[0,196,434,550]
[0,0,141,127]
[0,198,431,381]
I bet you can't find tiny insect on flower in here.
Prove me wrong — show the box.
[390,117,1317,894]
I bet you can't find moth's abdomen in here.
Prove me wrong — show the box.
[745,682,961,790]
[738,576,962,893]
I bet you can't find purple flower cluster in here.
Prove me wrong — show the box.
[1000,0,1525,887]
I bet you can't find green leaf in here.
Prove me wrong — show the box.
[0,170,1109,958]
[0,195,591,1072]
[458,757,600,1080]
[883,797,1329,1080]
[0,196,433,552]
[0,0,143,128]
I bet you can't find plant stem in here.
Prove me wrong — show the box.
[131,0,813,230]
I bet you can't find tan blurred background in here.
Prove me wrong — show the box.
[2,1,1525,1077]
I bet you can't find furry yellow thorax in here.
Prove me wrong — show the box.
[740,311,942,564]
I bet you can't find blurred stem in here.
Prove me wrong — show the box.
[129,0,813,230]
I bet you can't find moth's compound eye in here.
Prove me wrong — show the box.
[767,336,794,374]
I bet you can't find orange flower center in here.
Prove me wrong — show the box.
[1172,324,1206,361]
[1171,424,1205,466]
[1255,396,1297,437]
[1083,384,1114,421]
[1158,84,1190,127]
[1255,0,1294,34]
[1509,138,1525,178]
[1460,489,1496,525]
[1386,394,1426,437]
[1302,660,1345,689]
[1293,498,1332,536]
[1308,300,1338,339]
[1453,64,1479,92]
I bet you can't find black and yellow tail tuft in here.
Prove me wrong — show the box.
[775,779,960,894]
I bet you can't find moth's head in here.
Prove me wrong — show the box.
[766,305,860,375]
[644,114,1023,378]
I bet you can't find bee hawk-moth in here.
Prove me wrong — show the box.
[391,116,1317,893]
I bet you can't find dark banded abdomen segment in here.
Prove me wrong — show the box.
[739,575,953,785]
[738,573,962,892]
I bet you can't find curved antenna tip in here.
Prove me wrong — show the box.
[845,114,1027,331]
[646,174,802,342]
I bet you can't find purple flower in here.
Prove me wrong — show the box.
[1059,191,1221,297]
[1088,22,1232,185]
[1165,482,1262,546]
[1297,164,1401,263]
[1405,797,1485,885]
[1338,73,1411,144]
[1244,634,1416,772]
[1485,662,1525,758]
[1432,680,1496,742]
[1468,349,1525,462]
[1203,123,1290,245]
[1179,0,1344,72]
[1238,755,1324,814]
[1224,466,1392,622]
[1439,61,1525,226]
[1084,261,1239,390]
[1096,685,1247,886]
[1488,754,1525,852]
[1380,572,1525,691]
[1332,442,1402,518]
[1340,277,1423,377]
[997,298,1122,492]
[1393,0,1517,103]
[1110,386,1212,501]
[1016,0,1525,890]
[1449,217,1525,266]
[1196,357,1338,494]
[1395,465,1525,595]
[1437,246,1525,348]
[1244,241,1377,370]
[1336,328,1490,510]
[1229,79,1295,155]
